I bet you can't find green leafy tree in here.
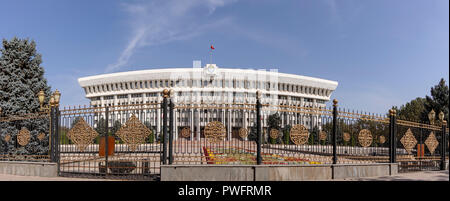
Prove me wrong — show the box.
[422,78,449,126]
[394,97,426,122]
[0,37,51,155]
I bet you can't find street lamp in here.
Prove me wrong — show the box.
[438,111,445,125]
[38,89,61,112]
[428,109,436,125]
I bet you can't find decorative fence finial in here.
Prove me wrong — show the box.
[162,89,170,98]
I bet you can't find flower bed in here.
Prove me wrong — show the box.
[203,147,321,165]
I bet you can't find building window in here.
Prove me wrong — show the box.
[104,95,114,100]
[146,93,157,97]
[118,94,128,99]
[291,96,301,101]
[131,93,142,98]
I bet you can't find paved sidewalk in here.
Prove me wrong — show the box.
[336,170,449,181]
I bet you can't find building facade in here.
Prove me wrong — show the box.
[78,64,338,140]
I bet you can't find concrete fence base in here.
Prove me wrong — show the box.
[161,163,398,181]
[0,161,58,177]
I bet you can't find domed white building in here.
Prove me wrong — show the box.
[78,64,338,140]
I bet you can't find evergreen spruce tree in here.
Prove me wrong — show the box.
[0,37,51,156]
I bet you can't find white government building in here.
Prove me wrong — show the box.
[78,64,338,140]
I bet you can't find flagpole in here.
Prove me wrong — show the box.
[210,49,212,64]
[210,45,213,65]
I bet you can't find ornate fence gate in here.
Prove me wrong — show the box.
[57,103,163,180]
[396,118,447,172]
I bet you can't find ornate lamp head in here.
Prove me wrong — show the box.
[49,96,55,107]
[428,109,436,125]
[53,89,61,106]
[438,111,445,122]
[38,90,45,106]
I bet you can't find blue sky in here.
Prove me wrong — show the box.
[0,0,448,114]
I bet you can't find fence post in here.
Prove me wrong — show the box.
[104,106,109,176]
[256,91,262,165]
[55,107,60,175]
[50,106,55,163]
[162,89,169,165]
[332,99,338,164]
[441,120,447,170]
[389,109,397,163]
[169,89,174,165]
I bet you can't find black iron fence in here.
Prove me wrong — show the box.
[57,103,161,180]
[1,89,448,180]
[163,95,448,174]
[0,111,52,162]
[396,119,446,172]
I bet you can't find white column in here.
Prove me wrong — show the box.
[196,108,200,141]
[227,109,232,141]
[190,108,194,140]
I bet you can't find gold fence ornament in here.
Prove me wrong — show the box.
[116,115,152,151]
[4,134,11,143]
[239,128,248,139]
[37,132,46,141]
[343,132,351,142]
[424,131,439,155]
[290,124,309,145]
[358,129,373,147]
[270,129,279,139]
[17,128,31,146]
[67,117,99,152]
[379,135,386,144]
[400,128,417,154]
[181,127,191,138]
[204,121,226,143]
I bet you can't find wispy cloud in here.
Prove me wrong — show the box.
[105,0,238,73]
[324,0,341,24]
